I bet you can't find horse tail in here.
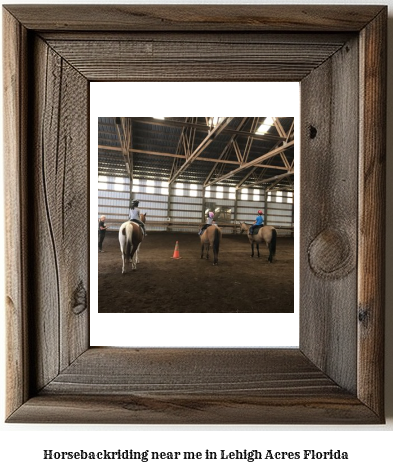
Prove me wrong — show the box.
[213,227,220,253]
[270,228,277,257]
[124,222,133,259]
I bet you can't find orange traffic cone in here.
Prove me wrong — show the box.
[171,241,181,259]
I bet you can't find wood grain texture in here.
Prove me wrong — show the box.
[27,36,89,391]
[3,5,386,424]
[32,39,89,386]
[3,5,385,32]
[3,9,30,418]
[46,36,348,82]
[7,348,379,424]
[300,36,359,394]
[358,9,387,417]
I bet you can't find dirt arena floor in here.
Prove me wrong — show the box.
[98,231,294,313]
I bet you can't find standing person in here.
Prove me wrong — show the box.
[129,199,146,236]
[98,215,108,252]
[198,211,215,235]
[249,210,264,235]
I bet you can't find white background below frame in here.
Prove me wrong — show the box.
[90,82,299,348]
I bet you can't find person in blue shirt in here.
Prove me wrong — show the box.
[249,210,264,235]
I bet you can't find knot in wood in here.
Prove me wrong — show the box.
[308,228,355,279]
[73,281,87,315]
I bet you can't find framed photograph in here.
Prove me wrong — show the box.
[92,83,299,347]
[3,5,386,424]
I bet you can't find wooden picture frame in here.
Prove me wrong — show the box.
[3,5,386,424]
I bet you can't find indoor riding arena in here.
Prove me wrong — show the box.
[98,117,294,313]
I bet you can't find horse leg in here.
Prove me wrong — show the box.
[268,243,273,263]
[119,237,127,274]
[250,241,254,257]
[132,252,137,270]
[121,247,128,274]
[256,243,260,258]
[206,243,210,259]
[130,244,140,270]
[135,242,141,264]
[122,252,126,274]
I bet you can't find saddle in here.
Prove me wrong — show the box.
[250,225,263,235]
[130,218,142,225]
[198,224,212,236]
[130,219,146,236]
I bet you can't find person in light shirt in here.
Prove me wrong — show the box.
[198,211,215,235]
[128,200,146,236]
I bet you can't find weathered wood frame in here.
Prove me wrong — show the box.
[3,5,386,424]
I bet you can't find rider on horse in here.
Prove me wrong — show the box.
[129,199,147,236]
[249,210,264,235]
[198,211,215,235]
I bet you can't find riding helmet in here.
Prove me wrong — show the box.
[132,200,139,207]
[258,210,263,214]
[208,211,214,218]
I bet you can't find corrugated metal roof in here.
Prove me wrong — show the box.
[98,117,294,191]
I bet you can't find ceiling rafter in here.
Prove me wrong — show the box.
[231,117,262,188]
[98,117,295,192]
[168,117,234,184]
[205,140,294,187]
[243,169,294,190]
[115,117,133,177]
[98,144,288,170]
[204,117,249,185]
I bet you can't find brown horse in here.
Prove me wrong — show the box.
[118,213,146,273]
[199,225,222,265]
[239,221,277,263]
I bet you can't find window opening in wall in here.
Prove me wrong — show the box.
[241,188,248,200]
[276,191,283,203]
[216,186,224,199]
[190,184,198,197]
[132,178,140,192]
[161,181,169,195]
[205,186,211,198]
[204,202,232,223]
[146,179,155,194]
[175,182,184,196]
[98,175,107,190]
[114,177,125,191]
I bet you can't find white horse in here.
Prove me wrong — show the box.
[118,214,146,273]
